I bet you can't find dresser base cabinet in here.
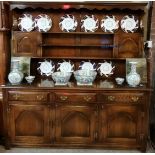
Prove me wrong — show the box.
[2,88,150,152]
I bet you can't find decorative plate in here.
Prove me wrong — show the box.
[121,15,139,33]
[97,61,115,77]
[59,14,78,32]
[37,59,55,76]
[79,61,96,71]
[35,14,52,32]
[57,60,74,72]
[81,15,99,32]
[101,15,119,33]
[18,14,35,32]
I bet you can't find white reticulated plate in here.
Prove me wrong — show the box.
[101,15,119,33]
[121,15,139,33]
[37,60,55,76]
[18,14,35,32]
[97,61,115,77]
[57,60,74,72]
[79,61,96,71]
[35,14,52,32]
[81,15,99,32]
[59,14,78,32]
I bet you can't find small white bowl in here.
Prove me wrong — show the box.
[25,76,35,84]
[115,77,124,85]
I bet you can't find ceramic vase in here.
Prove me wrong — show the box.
[8,60,23,85]
[126,61,141,87]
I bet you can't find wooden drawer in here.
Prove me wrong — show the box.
[99,92,144,104]
[55,92,97,103]
[8,91,50,102]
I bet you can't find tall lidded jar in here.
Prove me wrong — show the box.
[126,61,141,87]
[8,60,24,85]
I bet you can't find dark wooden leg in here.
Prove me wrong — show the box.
[140,148,146,153]
[139,145,147,153]
[0,136,3,145]
[4,138,11,150]
[4,145,10,150]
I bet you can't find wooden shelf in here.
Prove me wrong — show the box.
[13,31,114,35]
[4,79,150,91]
[42,32,115,35]
[41,44,115,48]
[31,57,127,60]
[12,31,142,35]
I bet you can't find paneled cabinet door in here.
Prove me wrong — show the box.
[55,104,97,144]
[9,104,50,144]
[99,105,143,145]
[12,31,42,57]
[114,33,143,58]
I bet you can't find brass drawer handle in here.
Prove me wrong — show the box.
[83,96,92,102]
[12,94,20,100]
[131,96,139,102]
[60,96,68,101]
[37,95,44,101]
[108,96,115,101]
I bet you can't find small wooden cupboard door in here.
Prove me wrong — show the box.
[55,104,97,144]
[114,33,143,58]
[99,104,142,145]
[12,31,42,57]
[9,104,50,144]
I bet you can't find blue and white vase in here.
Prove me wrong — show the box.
[8,60,23,85]
[126,61,141,87]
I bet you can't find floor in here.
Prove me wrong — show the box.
[0,145,154,153]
